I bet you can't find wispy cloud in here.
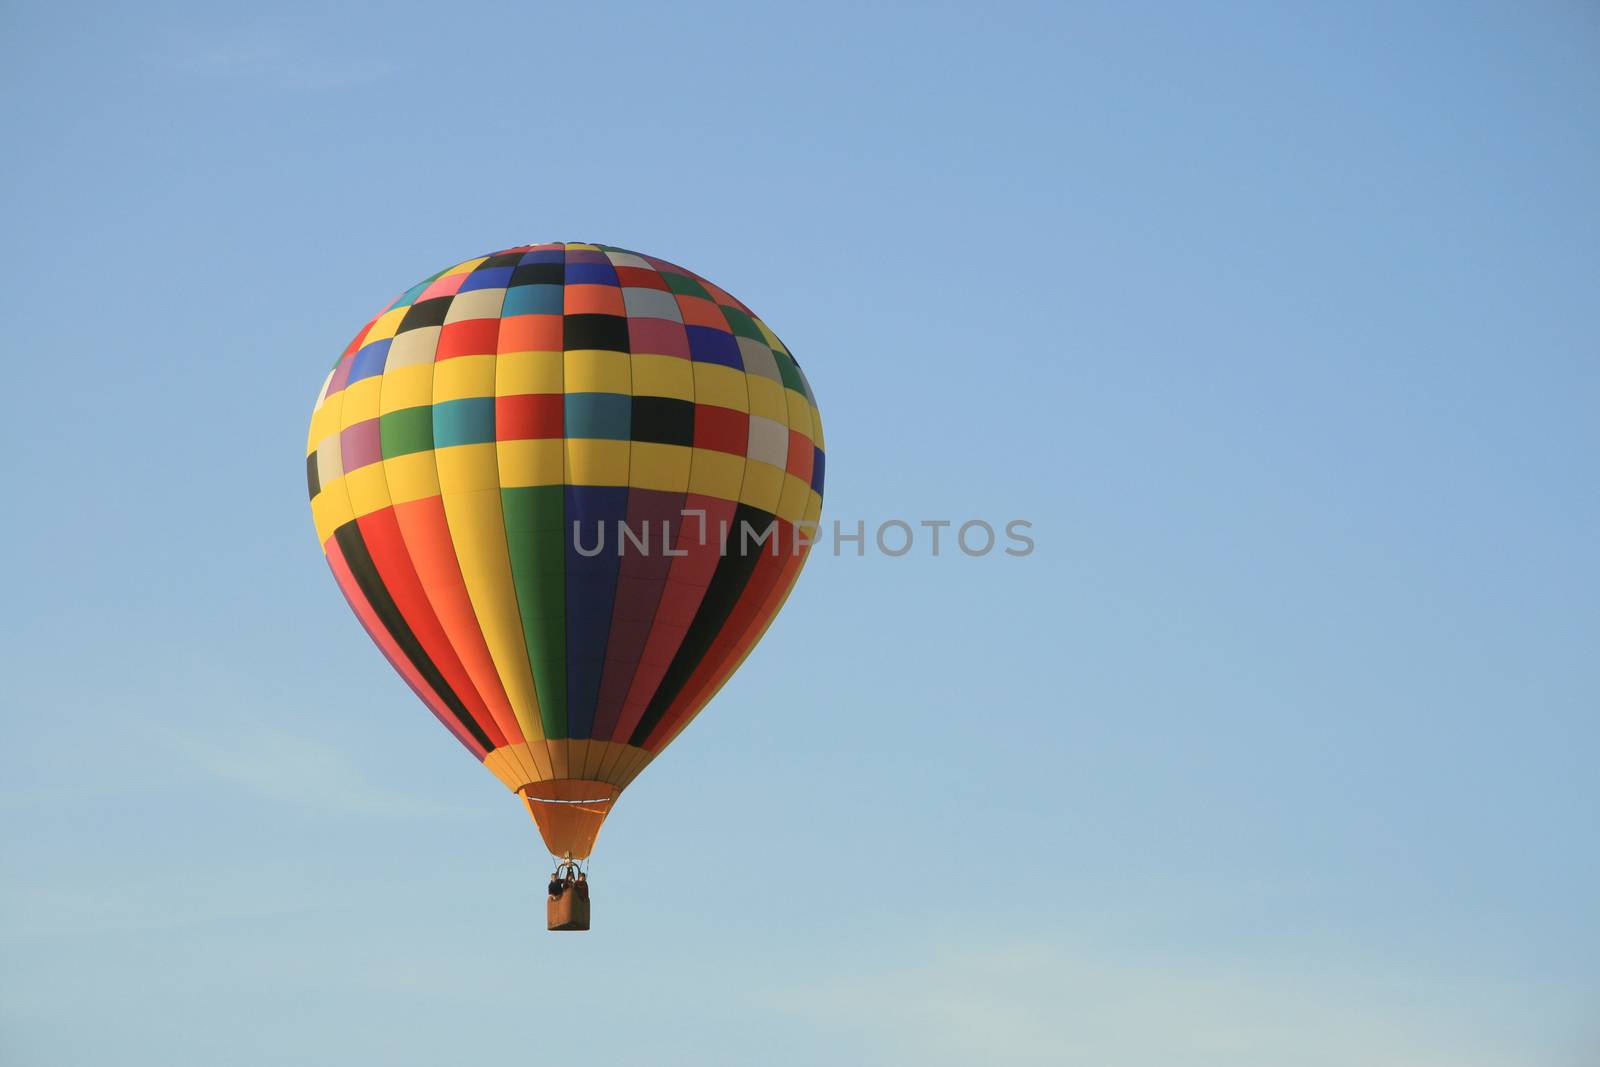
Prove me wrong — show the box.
[0,867,326,943]
[164,716,458,817]
[762,938,1577,1067]
[155,18,393,90]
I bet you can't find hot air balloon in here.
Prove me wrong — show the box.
[305,243,824,929]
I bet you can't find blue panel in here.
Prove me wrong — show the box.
[347,338,392,384]
[459,266,514,292]
[564,485,630,739]
[686,326,743,368]
[566,262,619,286]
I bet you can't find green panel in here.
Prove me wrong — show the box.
[662,272,710,299]
[719,305,765,343]
[380,405,434,458]
[503,485,568,739]
[772,349,806,395]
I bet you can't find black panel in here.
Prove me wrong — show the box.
[631,396,695,448]
[333,521,494,750]
[510,262,565,287]
[564,313,630,353]
[397,296,452,333]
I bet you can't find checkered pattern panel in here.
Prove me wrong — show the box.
[307,244,824,792]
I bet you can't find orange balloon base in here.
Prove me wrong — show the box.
[520,780,620,860]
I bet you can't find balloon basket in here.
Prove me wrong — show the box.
[547,861,590,932]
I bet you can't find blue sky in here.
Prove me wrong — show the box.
[3,2,1597,1064]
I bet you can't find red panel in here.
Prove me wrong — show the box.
[785,429,814,482]
[615,266,669,291]
[496,393,564,439]
[607,494,737,743]
[643,518,807,751]
[693,405,748,456]
[435,317,502,360]
[356,506,509,748]
[325,534,488,759]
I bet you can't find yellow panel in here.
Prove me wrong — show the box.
[629,442,692,491]
[309,381,350,546]
[434,442,501,493]
[746,375,786,422]
[494,739,553,783]
[345,461,392,519]
[339,376,383,427]
[754,317,788,355]
[687,448,745,501]
[483,742,540,793]
[362,307,408,345]
[600,746,635,787]
[810,403,825,450]
[630,353,694,400]
[443,256,489,276]
[307,400,340,455]
[784,389,813,438]
[593,741,628,783]
[444,288,506,323]
[739,460,785,512]
[384,451,441,505]
[776,471,810,524]
[693,363,748,411]
[529,742,556,785]
[564,349,630,394]
[499,743,538,789]
[498,439,564,487]
[484,747,527,791]
[570,740,598,779]
[380,363,434,413]
[433,353,498,402]
[311,477,353,543]
[436,485,544,744]
[613,747,655,789]
[583,741,632,786]
[583,740,612,781]
[566,439,629,486]
[806,489,822,522]
[484,741,583,792]
[498,351,564,395]
[547,741,570,779]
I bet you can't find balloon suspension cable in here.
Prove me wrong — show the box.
[551,853,587,880]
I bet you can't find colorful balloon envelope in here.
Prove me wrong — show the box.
[306,243,824,863]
